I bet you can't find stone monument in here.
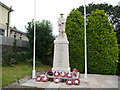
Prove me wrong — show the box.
[52,13,70,72]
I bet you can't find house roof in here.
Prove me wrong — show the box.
[0,2,13,11]
[10,28,27,35]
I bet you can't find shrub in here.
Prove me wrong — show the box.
[2,51,31,66]
[87,9,119,74]
[65,9,85,73]
[2,52,16,66]
[66,8,118,74]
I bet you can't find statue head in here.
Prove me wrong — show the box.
[60,13,64,17]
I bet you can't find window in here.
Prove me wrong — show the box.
[20,34,22,40]
[2,30,5,36]
[14,32,16,38]
[0,29,5,36]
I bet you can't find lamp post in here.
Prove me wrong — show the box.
[32,0,36,79]
[84,0,87,83]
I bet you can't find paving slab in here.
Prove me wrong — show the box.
[20,74,118,88]
[47,82,61,88]
[21,79,51,88]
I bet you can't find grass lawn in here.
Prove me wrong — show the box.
[2,63,51,87]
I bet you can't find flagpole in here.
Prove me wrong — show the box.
[32,0,36,79]
[84,0,87,82]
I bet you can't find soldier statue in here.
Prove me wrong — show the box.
[57,13,66,38]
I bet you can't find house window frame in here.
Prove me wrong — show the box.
[20,33,22,40]
[14,32,17,38]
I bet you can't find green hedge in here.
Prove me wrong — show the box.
[87,9,118,74]
[66,9,119,74]
[66,9,85,73]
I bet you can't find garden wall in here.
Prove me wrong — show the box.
[0,35,29,54]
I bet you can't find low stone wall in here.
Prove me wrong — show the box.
[0,35,30,54]
[1,35,29,47]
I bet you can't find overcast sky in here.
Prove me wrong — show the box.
[1,0,120,35]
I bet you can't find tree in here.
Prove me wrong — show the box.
[12,26,17,30]
[65,9,85,73]
[87,9,119,74]
[78,3,120,31]
[26,20,54,65]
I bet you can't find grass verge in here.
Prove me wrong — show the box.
[2,63,51,87]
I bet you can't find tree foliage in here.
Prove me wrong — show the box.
[26,20,54,64]
[87,9,118,74]
[66,8,118,74]
[78,3,120,31]
[65,9,85,73]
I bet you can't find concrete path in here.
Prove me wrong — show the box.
[20,74,118,88]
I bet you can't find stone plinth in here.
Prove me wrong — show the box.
[52,37,70,72]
